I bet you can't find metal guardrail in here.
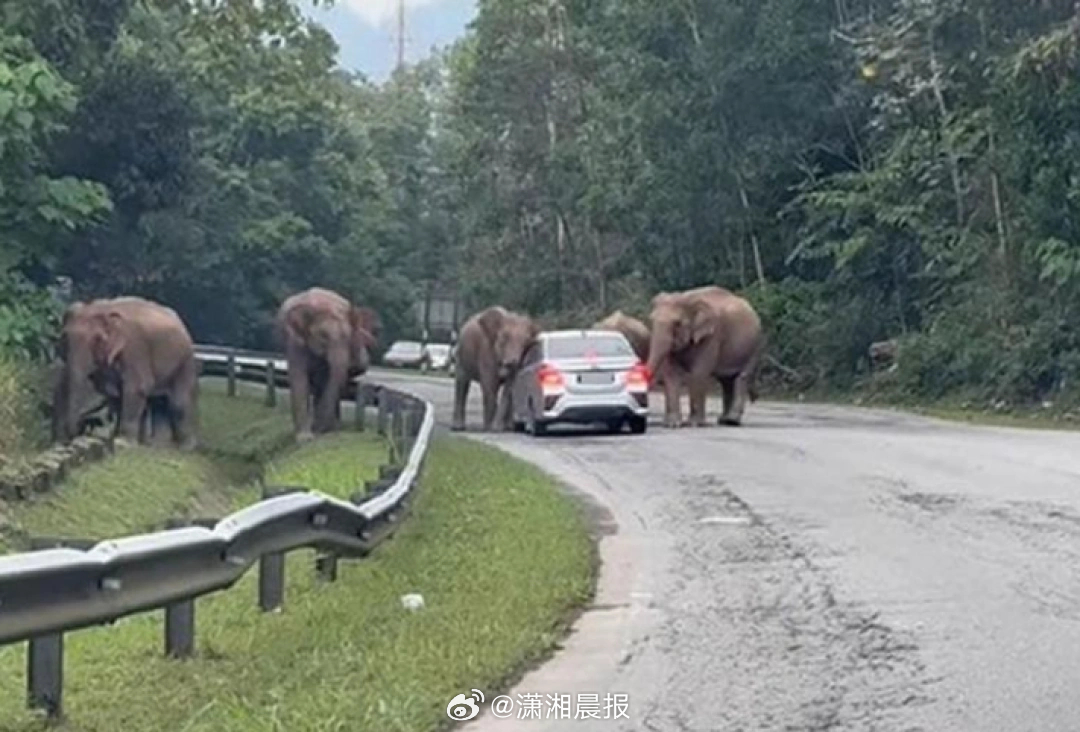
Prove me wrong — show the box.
[0,345,435,721]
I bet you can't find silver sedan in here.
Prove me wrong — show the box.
[510,329,651,436]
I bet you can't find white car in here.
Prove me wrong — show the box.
[382,340,425,368]
[422,343,453,371]
[510,329,650,436]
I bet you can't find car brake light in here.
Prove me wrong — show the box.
[626,362,651,389]
[537,363,565,390]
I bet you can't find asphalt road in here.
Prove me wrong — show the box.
[372,370,1080,732]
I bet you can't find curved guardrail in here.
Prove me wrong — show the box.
[0,346,434,720]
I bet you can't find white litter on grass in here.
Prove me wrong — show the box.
[400,593,425,611]
[698,516,752,525]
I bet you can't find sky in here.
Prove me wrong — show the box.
[301,0,477,82]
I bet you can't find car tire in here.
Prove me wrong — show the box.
[527,413,548,437]
[606,419,624,434]
[628,416,647,435]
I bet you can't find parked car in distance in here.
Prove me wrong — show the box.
[511,329,650,436]
[422,343,453,371]
[382,340,425,368]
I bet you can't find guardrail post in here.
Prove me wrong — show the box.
[165,601,196,659]
[227,351,237,397]
[390,396,404,465]
[256,486,300,613]
[315,553,338,583]
[376,388,388,436]
[355,384,368,432]
[265,359,277,407]
[27,633,63,720]
[160,518,198,658]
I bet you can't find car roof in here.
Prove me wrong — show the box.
[540,329,629,341]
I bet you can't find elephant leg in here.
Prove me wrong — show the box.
[138,406,151,444]
[287,355,314,442]
[145,397,171,447]
[660,364,683,428]
[480,377,499,431]
[686,374,710,427]
[495,380,514,432]
[313,358,345,434]
[116,388,147,443]
[722,372,751,426]
[719,376,736,421]
[451,376,470,431]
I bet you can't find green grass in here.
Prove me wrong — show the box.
[0,435,595,732]
[0,448,223,551]
[0,385,297,552]
[196,380,296,463]
[0,377,596,731]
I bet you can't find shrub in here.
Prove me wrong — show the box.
[0,355,49,459]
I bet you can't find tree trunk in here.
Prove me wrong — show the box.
[927,30,965,227]
[735,171,767,288]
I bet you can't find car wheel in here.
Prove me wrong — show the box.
[628,416,647,434]
[606,418,624,434]
[526,412,547,437]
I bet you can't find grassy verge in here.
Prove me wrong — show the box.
[0,384,296,552]
[0,434,594,732]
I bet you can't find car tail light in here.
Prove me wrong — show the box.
[537,363,565,391]
[626,362,651,390]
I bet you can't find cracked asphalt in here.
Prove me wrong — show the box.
[371,370,1080,731]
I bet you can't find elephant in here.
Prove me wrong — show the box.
[276,287,381,441]
[451,306,540,432]
[52,296,199,449]
[646,285,765,428]
[593,310,650,363]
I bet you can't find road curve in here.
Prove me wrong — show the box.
[372,370,1080,732]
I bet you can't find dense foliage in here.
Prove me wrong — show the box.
[439,0,1080,407]
[3,0,1080,408]
[0,0,440,354]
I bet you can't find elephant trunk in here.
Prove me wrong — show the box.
[646,326,674,378]
[54,368,93,444]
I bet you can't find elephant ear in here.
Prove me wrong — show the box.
[687,299,716,344]
[284,302,317,344]
[477,307,506,343]
[350,306,382,344]
[92,312,127,367]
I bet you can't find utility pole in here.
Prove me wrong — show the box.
[396,0,406,71]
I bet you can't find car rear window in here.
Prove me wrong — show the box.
[546,335,633,359]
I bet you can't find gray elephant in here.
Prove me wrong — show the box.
[52,296,199,449]
[276,287,381,441]
[593,310,650,362]
[451,306,540,432]
[647,286,765,428]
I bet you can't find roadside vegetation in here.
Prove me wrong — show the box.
[6,0,1080,432]
[0,384,595,731]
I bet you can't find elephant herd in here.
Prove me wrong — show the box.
[47,282,766,449]
[49,287,382,450]
[451,285,767,432]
